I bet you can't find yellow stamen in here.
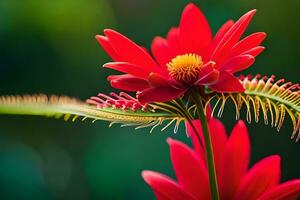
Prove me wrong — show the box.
[167,53,203,84]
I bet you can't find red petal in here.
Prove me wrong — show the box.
[211,20,234,54]
[220,55,255,73]
[137,86,186,103]
[185,120,206,162]
[179,3,212,55]
[195,62,220,85]
[148,73,172,87]
[104,29,162,74]
[185,119,227,188]
[151,36,178,68]
[258,180,300,200]
[209,71,245,93]
[208,119,228,189]
[234,155,281,200]
[103,62,150,79]
[167,27,180,49]
[196,70,219,86]
[231,32,266,57]
[211,10,256,67]
[243,46,265,57]
[167,138,210,200]
[108,74,149,92]
[142,171,196,200]
[96,35,120,61]
[220,120,250,200]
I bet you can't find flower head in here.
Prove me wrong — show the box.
[97,3,266,103]
[142,120,300,199]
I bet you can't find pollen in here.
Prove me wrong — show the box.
[167,53,203,84]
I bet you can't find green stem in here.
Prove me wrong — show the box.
[175,99,205,150]
[190,89,220,200]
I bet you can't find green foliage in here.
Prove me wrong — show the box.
[207,75,300,141]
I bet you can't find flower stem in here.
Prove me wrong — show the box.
[175,99,205,150]
[190,89,220,200]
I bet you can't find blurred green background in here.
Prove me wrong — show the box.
[0,0,299,199]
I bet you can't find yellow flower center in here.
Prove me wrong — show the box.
[167,53,203,84]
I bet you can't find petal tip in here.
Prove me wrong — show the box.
[166,137,175,145]
[103,28,115,34]
[249,9,257,14]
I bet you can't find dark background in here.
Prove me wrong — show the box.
[0,0,299,199]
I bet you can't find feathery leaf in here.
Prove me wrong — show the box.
[0,93,184,133]
[207,75,300,141]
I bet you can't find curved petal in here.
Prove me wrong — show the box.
[209,71,245,93]
[185,119,227,185]
[96,35,120,61]
[208,119,228,188]
[167,27,180,49]
[212,20,234,47]
[195,62,219,85]
[258,180,300,200]
[103,62,150,79]
[167,138,210,200]
[179,3,212,55]
[231,32,266,57]
[211,10,256,67]
[151,36,178,68]
[220,120,250,200]
[220,55,255,73]
[142,170,196,200]
[137,86,187,103]
[108,74,149,92]
[210,20,234,58]
[148,73,172,87]
[196,70,219,86]
[185,120,206,162]
[234,155,281,200]
[104,29,162,74]
[242,46,265,57]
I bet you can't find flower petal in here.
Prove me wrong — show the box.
[167,138,210,200]
[179,3,212,55]
[231,32,266,57]
[96,35,120,61]
[195,62,220,85]
[185,120,206,162]
[211,10,256,67]
[185,119,227,187]
[108,74,149,92]
[234,155,281,200]
[258,180,300,200]
[167,27,180,49]
[148,73,173,87]
[151,36,178,68]
[242,46,265,57]
[210,20,234,54]
[103,62,150,79]
[220,55,255,73]
[104,29,162,74]
[209,71,245,93]
[137,86,186,103]
[208,119,228,188]
[220,120,250,200]
[142,170,196,200]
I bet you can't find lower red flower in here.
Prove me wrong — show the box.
[142,120,300,200]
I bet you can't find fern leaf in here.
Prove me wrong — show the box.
[207,75,300,141]
[0,94,184,133]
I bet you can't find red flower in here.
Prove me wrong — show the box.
[96,3,266,103]
[142,120,300,200]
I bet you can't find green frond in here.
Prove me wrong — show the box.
[0,94,184,133]
[207,75,300,141]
